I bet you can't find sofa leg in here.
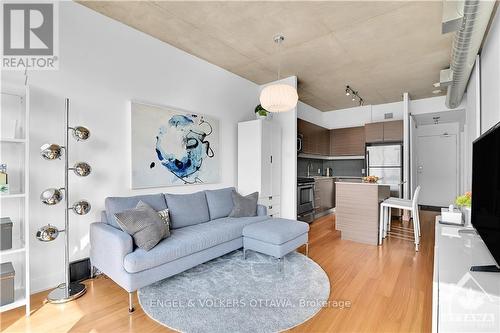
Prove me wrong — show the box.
[128,292,135,313]
[243,248,247,260]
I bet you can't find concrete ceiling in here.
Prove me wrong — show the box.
[80,1,452,111]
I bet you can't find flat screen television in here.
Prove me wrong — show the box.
[471,121,500,272]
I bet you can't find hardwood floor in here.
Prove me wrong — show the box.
[1,211,438,333]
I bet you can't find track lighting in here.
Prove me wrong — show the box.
[345,85,364,106]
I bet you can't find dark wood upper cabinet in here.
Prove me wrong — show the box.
[298,119,330,155]
[330,126,365,156]
[383,120,403,142]
[364,122,384,143]
[365,120,403,143]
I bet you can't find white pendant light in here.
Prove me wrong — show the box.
[259,35,298,113]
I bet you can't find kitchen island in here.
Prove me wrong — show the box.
[335,181,390,245]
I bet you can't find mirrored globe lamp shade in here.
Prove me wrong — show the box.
[40,188,64,205]
[36,224,60,242]
[71,162,92,177]
[40,143,64,160]
[36,98,92,304]
[71,126,90,141]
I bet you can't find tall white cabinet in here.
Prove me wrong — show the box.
[238,119,281,217]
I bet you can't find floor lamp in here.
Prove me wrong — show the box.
[36,98,92,303]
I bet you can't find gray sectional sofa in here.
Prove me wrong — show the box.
[89,187,268,312]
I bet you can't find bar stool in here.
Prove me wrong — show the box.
[379,186,421,251]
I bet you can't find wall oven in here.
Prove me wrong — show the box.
[297,177,315,223]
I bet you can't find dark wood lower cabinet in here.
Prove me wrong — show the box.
[314,178,335,214]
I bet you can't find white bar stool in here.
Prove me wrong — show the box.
[379,186,421,251]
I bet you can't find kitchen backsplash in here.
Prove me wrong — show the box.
[298,157,365,177]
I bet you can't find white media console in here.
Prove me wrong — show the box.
[432,216,500,332]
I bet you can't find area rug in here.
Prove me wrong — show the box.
[138,250,330,333]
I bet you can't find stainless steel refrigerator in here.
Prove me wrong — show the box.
[366,144,403,198]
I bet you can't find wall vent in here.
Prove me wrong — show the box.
[384,113,394,119]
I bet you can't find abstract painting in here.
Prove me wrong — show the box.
[131,102,220,188]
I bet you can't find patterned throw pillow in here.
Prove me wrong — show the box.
[157,208,171,232]
[136,201,170,239]
[114,203,164,251]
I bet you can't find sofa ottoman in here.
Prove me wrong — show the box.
[242,218,309,270]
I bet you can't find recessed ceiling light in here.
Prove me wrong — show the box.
[432,89,442,94]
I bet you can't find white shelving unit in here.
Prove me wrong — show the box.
[0,84,30,316]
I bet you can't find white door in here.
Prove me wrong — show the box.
[416,134,458,206]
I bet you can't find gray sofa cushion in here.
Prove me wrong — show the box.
[164,191,210,229]
[242,218,309,245]
[123,215,269,273]
[229,191,259,218]
[105,194,167,229]
[205,187,235,220]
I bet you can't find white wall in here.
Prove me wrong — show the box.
[298,101,403,129]
[298,95,467,130]
[2,2,261,292]
[464,57,481,191]
[481,7,500,132]
[260,77,298,219]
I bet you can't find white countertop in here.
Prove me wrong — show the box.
[335,181,391,186]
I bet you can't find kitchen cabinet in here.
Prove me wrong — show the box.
[365,120,403,143]
[298,119,330,156]
[364,122,384,143]
[330,126,365,156]
[238,119,281,217]
[314,178,335,213]
[383,120,404,142]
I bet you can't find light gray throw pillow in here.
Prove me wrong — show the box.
[228,191,259,218]
[114,201,169,251]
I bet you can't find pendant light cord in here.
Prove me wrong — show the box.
[274,35,284,81]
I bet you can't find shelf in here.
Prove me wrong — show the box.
[0,138,26,143]
[0,193,26,199]
[0,291,26,313]
[1,246,26,258]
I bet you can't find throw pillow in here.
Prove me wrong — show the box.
[114,202,167,251]
[136,201,171,239]
[157,208,171,231]
[228,191,259,218]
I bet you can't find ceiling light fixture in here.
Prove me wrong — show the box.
[259,35,298,113]
[345,85,364,106]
